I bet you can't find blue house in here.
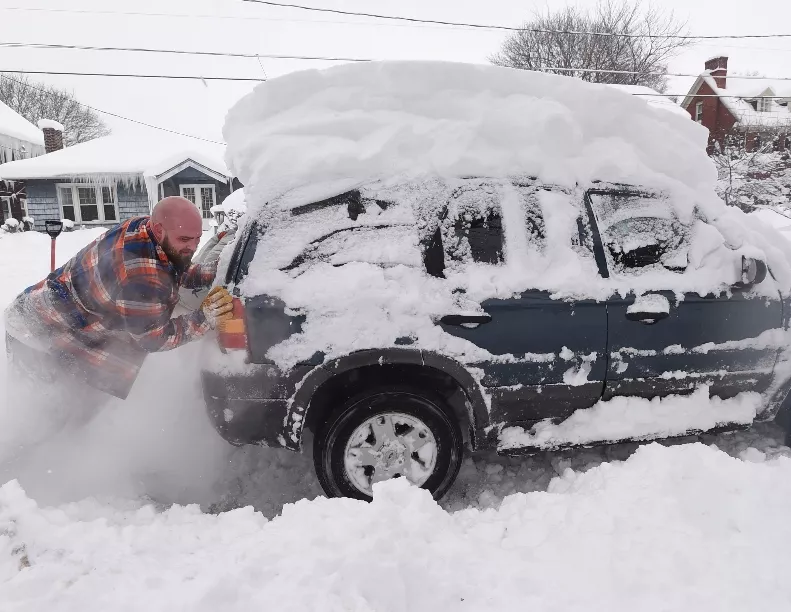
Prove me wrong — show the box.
[0,133,239,232]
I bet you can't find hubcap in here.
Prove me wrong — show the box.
[343,412,438,495]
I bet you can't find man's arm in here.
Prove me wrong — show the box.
[181,259,218,290]
[117,278,212,352]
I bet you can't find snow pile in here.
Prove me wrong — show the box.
[3,443,791,611]
[498,386,762,451]
[224,61,713,211]
[36,119,64,132]
[605,83,690,118]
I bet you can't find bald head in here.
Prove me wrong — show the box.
[150,196,203,271]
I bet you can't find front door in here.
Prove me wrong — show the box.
[588,189,784,402]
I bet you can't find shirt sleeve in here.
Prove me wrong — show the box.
[116,276,212,353]
[181,260,218,290]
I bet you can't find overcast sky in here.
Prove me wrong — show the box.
[2,0,789,146]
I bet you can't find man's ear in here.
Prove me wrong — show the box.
[150,221,164,243]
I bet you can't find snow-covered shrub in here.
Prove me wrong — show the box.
[61,218,75,232]
[714,133,791,213]
[1,217,22,233]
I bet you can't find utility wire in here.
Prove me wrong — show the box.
[4,49,791,83]
[240,0,791,40]
[0,42,369,63]
[0,73,226,144]
[3,70,789,101]
[2,70,264,82]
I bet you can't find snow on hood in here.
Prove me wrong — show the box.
[223,61,714,212]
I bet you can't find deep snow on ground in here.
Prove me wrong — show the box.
[2,227,791,610]
[4,443,791,611]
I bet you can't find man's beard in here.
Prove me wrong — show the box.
[161,236,194,273]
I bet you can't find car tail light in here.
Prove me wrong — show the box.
[218,297,247,351]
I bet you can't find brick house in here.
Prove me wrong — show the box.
[0,101,45,224]
[0,132,241,232]
[681,56,791,154]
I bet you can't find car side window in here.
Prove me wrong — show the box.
[441,182,505,268]
[588,191,689,275]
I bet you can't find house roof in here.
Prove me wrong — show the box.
[681,72,791,129]
[0,133,230,182]
[0,100,44,146]
[605,84,690,118]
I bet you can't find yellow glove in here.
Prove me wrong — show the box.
[201,286,234,328]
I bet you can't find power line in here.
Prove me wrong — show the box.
[5,3,791,41]
[3,70,264,82]
[0,74,226,144]
[240,0,791,40]
[0,42,369,63]
[0,5,475,30]
[4,46,791,83]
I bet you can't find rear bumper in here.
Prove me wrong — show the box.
[201,365,313,447]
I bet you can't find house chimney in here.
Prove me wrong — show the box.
[704,56,728,89]
[37,119,65,153]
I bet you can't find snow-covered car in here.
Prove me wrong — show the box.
[201,61,791,501]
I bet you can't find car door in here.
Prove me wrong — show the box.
[587,188,784,401]
[435,180,608,426]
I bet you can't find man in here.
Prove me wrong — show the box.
[4,196,234,401]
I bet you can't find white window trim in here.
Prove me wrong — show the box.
[179,184,216,220]
[56,183,119,224]
[695,101,703,123]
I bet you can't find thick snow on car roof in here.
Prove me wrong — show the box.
[223,61,714,213]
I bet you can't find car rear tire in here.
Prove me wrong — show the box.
[313,388,464,501]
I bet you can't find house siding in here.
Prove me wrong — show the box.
[26,180,151,232]
[117,183,150,221]
[25,181,59,232]
[685,80,736,154]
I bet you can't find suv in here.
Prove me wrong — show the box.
[201,177,791,501]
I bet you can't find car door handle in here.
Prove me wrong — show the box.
[625,310,669,325]
[440,314,493,327]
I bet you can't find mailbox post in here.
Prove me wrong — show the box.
[44,220,64,273]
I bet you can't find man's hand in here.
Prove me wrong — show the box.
[201,286,234,328]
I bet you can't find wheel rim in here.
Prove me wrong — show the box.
[343,411,438,496]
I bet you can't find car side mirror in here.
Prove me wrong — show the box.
[735,256,767,289]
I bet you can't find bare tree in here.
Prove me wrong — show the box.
[0,74,110,146]
[490,1,691,92]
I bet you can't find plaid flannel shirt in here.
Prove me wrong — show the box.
[5,216,217,399]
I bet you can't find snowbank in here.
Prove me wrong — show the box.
[3,443,791,611]
[224,61,713,211]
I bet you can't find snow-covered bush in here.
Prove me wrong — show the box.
[714,134,791,213]
[61,218,75,232]
[1,217,22,233]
